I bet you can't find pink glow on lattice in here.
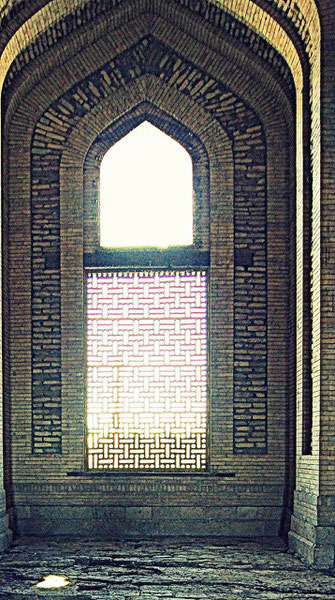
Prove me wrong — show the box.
[86,271,207,470]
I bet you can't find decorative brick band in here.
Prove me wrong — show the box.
[31,35,267,454]
[13,481,282,499]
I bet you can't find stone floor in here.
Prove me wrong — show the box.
[0,537,335,599]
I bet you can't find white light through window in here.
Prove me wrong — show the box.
[86,270,207,470]
[100,121,193,248]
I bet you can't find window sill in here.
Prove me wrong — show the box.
[84,248,210,268]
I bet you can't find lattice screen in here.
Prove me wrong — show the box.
[86,270,207,470]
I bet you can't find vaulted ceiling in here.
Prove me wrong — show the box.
[0,0,320,93]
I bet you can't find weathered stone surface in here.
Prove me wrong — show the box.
[0,538,334,599]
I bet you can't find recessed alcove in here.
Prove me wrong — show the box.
[1,0,331,571]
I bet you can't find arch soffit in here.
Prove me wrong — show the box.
[4,12,293,141]
[0,0,320,95]
[0,0,320,43]
[1,0,295,120]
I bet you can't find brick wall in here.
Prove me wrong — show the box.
[1,6,294,540]
[0,0,334,573]
[289,0,335,569]
[30,35,268,455]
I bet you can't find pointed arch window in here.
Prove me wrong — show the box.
[86,121,208,471]
[99,121,193,248]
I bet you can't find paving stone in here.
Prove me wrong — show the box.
[0,538,335,599]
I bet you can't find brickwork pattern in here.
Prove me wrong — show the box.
[1,0,296,546]
[3,0,294,98]
[0,0,319,60]
[0,0,332,573]
[31,34,267,455]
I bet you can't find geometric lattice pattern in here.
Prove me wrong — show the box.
[86,270,207,470]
